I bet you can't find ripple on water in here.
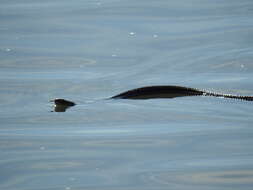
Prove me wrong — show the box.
[139,169,253,188]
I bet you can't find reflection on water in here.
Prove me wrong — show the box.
[1,0,253,189]
[1,130,253,189]
[142,170,253,187]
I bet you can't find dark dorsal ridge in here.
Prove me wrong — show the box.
[110,85,253,101]
[52,85,253,112]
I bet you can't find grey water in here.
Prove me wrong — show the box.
[1,0,253,189]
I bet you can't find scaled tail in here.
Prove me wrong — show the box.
[204,92,253,101]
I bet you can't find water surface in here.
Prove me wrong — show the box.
[1,0,253,189]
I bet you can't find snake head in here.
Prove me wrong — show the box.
[50,99,76,112]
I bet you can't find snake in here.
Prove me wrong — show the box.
[51,85,253,112]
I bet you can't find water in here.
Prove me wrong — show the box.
[1,0,253,189]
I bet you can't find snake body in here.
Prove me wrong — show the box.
[111,85,253,101]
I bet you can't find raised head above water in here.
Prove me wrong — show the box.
[51,99,76,112]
